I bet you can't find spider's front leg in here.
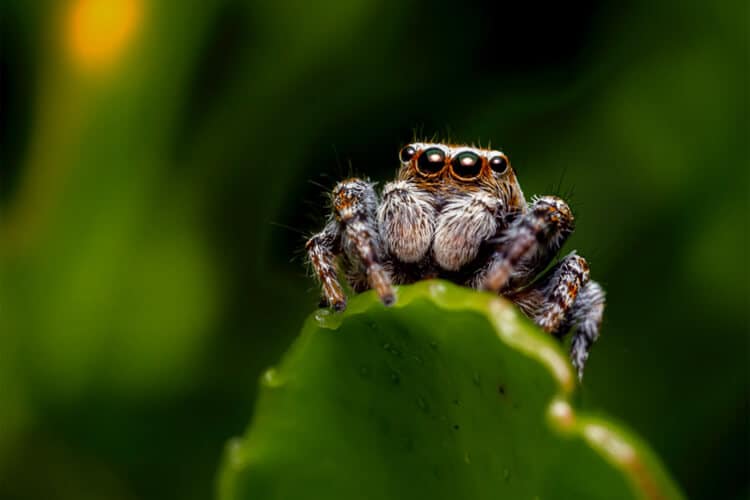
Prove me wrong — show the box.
[480,195,575,292]
[306,219,347,311]
[335,179,395,306]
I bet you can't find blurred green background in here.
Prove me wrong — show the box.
[0,1,746,499]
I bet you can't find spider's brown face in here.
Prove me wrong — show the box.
[398,142,525,211]
[398,143,512,182]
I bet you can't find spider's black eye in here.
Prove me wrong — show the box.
[451,151,482,178]
[417,147,446,175]
[399,145,416,163]
[489,155,509,174]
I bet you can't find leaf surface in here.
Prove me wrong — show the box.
[219,281,682,500]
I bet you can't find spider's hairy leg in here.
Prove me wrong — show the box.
[568,280,605,381]
[306,220,347,311]
[377,180,437,264]
[507,252,605,380]
[508,252,590,334]
[334,179,395,306]
[481,196,575,292]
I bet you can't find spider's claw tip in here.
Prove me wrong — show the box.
[333,300,347,312]
[381,294,396,307]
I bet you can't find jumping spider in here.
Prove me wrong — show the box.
[306,142,605,380]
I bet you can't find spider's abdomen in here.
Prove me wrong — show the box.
[433,191,499,271]
[377,180,436,263]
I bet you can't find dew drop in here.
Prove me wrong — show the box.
[359,366,370,379]
[413,354,423,364]
[417,396,429,412]
[429,341,438,351]
[314,309,331,324]
[503,468,511,482]
[262,368,283,388]
[464,452,472,464]
[390,370,401,385]
[472,371,481,387]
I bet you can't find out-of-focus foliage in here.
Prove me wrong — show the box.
[220,281,683,500]
[0,1,746,499]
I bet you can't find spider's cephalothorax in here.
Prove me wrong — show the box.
[306,142,605,380]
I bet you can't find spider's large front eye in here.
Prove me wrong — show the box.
[399,145,416,163]
[451,151,482,179]
[489,154,509,174]
[416,147,446,175]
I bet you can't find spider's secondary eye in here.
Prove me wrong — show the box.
[451,151,482,178]
[417,147,446,174]
[489,155,509,174]
[399,145,416,163]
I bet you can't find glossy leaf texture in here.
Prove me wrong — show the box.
[218,281,683,500]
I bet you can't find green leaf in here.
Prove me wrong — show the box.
[218,281,682,500]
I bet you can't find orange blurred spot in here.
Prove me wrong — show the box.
[66,0,142,71]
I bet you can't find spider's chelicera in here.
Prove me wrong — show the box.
[306,142,605,380]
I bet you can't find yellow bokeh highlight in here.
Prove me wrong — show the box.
[66,0,142,71]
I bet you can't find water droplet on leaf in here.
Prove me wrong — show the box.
[262,368,283,388]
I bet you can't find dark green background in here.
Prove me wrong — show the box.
[0,1,746,499]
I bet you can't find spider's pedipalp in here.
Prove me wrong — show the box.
[333,179,395,306]
[480,195,575,292]
[377,180,436,264]
[433,191,500,271]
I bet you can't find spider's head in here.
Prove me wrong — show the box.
[397,142,526,210]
